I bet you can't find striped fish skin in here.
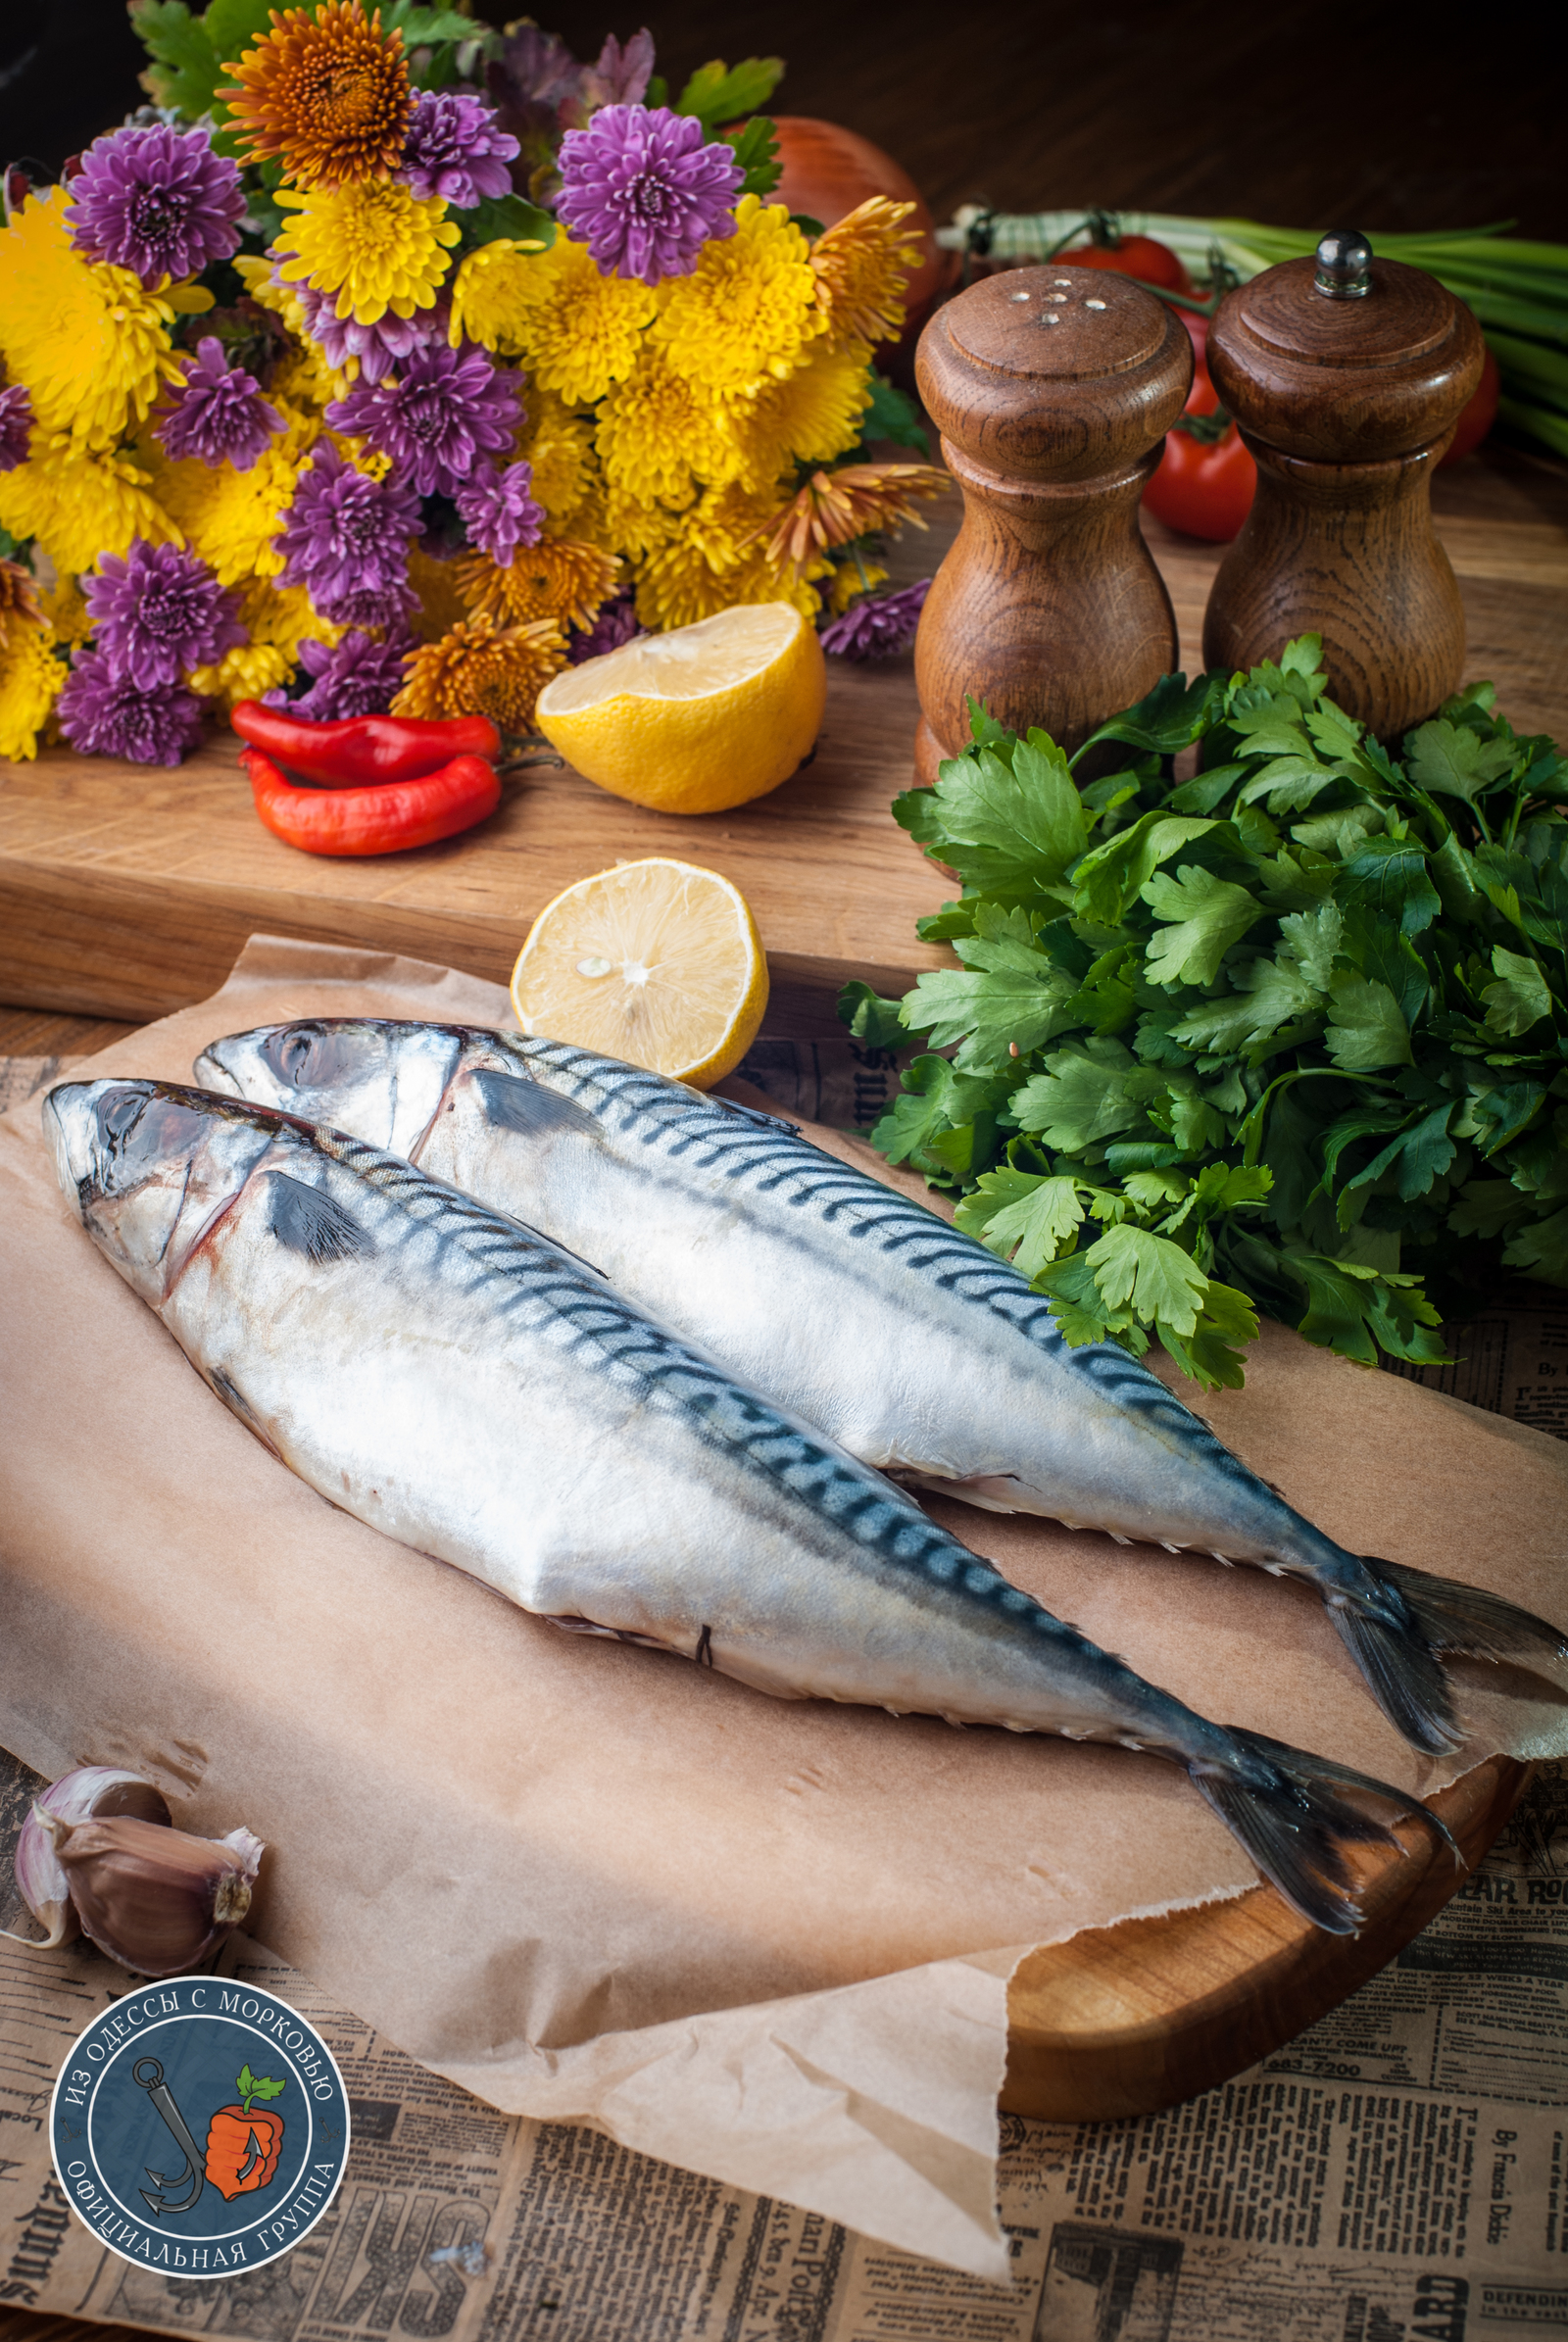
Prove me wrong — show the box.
[195,1020,1568,1761]
[45,1076,1449,1934]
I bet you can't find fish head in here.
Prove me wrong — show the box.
[194,1018,466,1157]
[44,1080,275,1304]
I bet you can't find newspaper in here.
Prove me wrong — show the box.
[3,1747,1562,2342]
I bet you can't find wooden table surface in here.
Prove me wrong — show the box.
[4,443,1567,1055]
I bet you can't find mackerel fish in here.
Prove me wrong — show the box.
[47,1075,1454,1934]
[197,1019,1568,1759]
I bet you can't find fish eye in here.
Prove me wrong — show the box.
[263,1024,364,1091]
[96,1087,149,1149]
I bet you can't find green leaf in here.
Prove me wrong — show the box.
[902,933,1082,1071]
[382,1,495,44]
[1226,698,1314,759]
[1157,1277,1259,1390]
[1448,1179,1531,1240]
[1482,944,1553,1037]
[1501,1204,1568,1285]
[870,1055,1008,1176]
[1072,670,1223,763]
[1404,717,1518,805]
[1165,761,1247,815]
[1324,972,1413,1070]
[1337,836,1442,935]
[1141,865,1264,989]
[1235,756,1339,816]
[459,193,556,251]
[672,55,785,129]
[1303,700,1364,761]
[238,2069,286,2105]
[860,374,930,455]
[130,0,223,116]
[1011,1038,1155,1151]
[955,1170,1086,1278]
[895,734,1088,903]
[838,980,906,1049]
[1277,901,1344,989]
[722,114,782,199]
[1081,1224,1209,1336]
[1070,813,1219,927]
[1342,1101,1458,1202]
[204,0,278,64]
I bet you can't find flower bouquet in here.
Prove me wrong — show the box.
[0,4,945,765]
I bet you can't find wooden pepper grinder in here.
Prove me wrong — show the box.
[1203,231,1484,735]
[912,266,1192,777]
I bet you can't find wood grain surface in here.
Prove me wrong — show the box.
[5,448,1566,1041]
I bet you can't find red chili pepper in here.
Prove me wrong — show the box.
[244,746,501,856]
[1143,326,1258,542]
[231,701,501,787]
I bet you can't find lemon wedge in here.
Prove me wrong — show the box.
[533,602,826,815]
[510,857,769,1087]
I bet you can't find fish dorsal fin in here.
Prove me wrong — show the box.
[471,1068,602,1142]
[268,1172,373,1265]
[709,1092,801,1136]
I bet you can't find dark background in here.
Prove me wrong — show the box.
[3,0,1565,242]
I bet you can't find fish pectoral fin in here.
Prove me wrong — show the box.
[472,1069,603,1144]
[268,1172,373,1266]
[891,1467,1031,1517]
[540,1613,678,1655]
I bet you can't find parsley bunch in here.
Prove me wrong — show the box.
[843,639,1568,1389]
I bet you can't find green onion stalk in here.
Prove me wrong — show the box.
[937,209,1568,462]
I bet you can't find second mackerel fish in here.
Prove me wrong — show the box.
[197,1020,1568,1759]
[49,1074,1452,1936]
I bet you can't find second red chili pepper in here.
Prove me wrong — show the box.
[244,747,501,856]
[231,701,501,786]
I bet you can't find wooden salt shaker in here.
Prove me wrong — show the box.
[1203,231,1485,736]
[913,266,1193,776]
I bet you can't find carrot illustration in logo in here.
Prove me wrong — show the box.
[204,2065,286,2202]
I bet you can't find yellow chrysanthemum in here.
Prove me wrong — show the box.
[0,191,183,451]
[475,234,657,403]
[154,415,318,589]
[0,618,65,762]
[652,198,826,401]
[276,182,458,327]
[826,556,889,615]
[222,2,412,189]
[236,579,342,663]
[393,612,565,732]
[809,199,922,352]
[455,538,619,635]
[633,483,827,631]
[188,642,296,712]
[445,239,549,357]
[600,486,683,564]
[406,544,469,644]
[595,349,736,505]
[763,461,949,579]
[0,445,179,576]
[514,391,596,526]
[728,341,873,490]
[35,572,93,650]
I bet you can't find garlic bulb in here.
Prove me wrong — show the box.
[43,1814,265,1977]
[9,1766,172,1949]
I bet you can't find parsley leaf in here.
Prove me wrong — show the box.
[1141,865,1264,989]
[1482,945,1553,1037]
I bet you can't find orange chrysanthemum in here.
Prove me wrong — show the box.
[454,539,619,636]
[392,612,565,732]
[222,2,412,190]
[761,462,949,579]
[809,199,924,352]
[0,557,42,644]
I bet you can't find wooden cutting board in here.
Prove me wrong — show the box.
[2,448,1565,1037]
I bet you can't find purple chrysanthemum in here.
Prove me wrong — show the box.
[274,443,423,623]
[58,652,206,766]
[279,271,448,386]
[156,336,284,471]
[818,578,931,661]
[396,89,519,209]
[455,459,545,565]
[556,105,742,284]
[263,629,414,722]
[67,124,244,287]
[326,344,521,499]
[83,540,245,689]
[0,382,32,471]
[567,593,643,663]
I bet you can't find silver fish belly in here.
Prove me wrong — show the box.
[192,1021,1568,1758]
[46,1075,1450,1934]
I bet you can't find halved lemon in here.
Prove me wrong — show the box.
[510,857,769,1087]
[533,601,826,815]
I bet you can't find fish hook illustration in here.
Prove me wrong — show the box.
[132,2057,206,2217]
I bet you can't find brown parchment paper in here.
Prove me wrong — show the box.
[2,935,1566,2283]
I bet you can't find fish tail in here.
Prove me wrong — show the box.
[1189,1728,1459,1936]
[1328,1558,1568,1758]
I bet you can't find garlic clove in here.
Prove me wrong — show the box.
[6,1766,172,1950]
[43,1814,264,1977]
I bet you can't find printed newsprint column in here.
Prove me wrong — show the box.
[2,1747,1563,2341]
